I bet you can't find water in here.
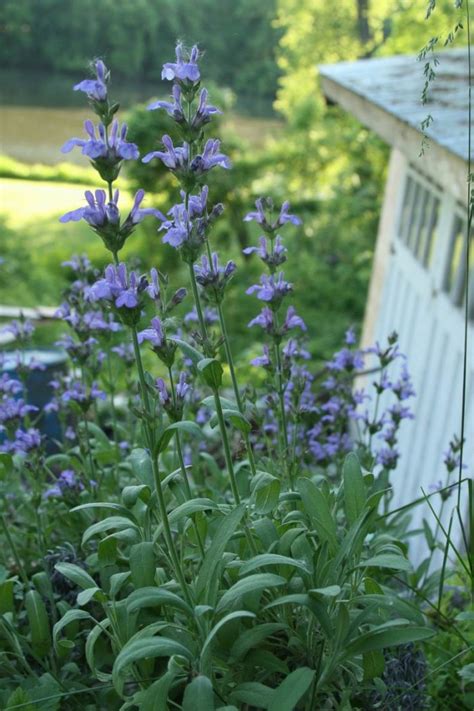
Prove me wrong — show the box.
[0,69,282,165]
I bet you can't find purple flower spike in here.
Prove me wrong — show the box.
[246,272,292,306]
[278,201,302,227]
[74,59,109,102]
[191,138,231,174]
[156,378,171,406]
[251,344,273,369]
[137,317,165,348]
[176,372,190,400]
[142,135,189,170]
[244,197,301,235]
[148,85,185,123]
[162,43,200,84]
[283,306,307,332]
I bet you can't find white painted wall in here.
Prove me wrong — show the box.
[361,149,473,563]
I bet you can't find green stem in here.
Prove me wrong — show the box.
[131,328,194,609]
[216,299,257,477]
[0,512,29,585]
[168,367,206,560]
[212,387,241,505]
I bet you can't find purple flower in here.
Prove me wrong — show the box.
[142,134,189,170]
[159,203,191,248]
[283,306,306,332]
[248,307,274,332]
[0,427,42,455]
[162,43,200,84]
[392,365,415,401]
[61,119,138,162]
[345,327,357,345]
[190,138,231,174]
[88,263,148,313]
[184,306,218,325]
[74,60,109,102]
[278,201,302,227]
[44,469,84,499]
[148,85,185,122]
[137,317,165,348]
[156,378,171,406]
[376,446,399,470]
[176,372,190,400]
[251,344,273,369]
[246,272,292,306]
[327,347,364,372]
[243,235,287,269]
[192,88,221,129]
[193,253,236,302]
[3,319,35,341]
[244,198,301,234]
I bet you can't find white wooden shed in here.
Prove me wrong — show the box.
[319,49,473,548]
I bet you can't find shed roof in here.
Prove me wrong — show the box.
[319,48,471,163]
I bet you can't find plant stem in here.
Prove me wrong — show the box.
[0,513,29,586]
[216,299,257,477]
[131,328,194,609]
[168,367,206,560]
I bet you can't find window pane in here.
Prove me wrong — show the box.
[398,175,414,242]
[444,216,466,305]
[423,197,440,268]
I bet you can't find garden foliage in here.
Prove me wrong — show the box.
[0,39,472,710]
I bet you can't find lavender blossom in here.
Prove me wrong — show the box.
[61,119,138,161]
[162,43,200,85]
[193,253,236,303]
[243,235,287,270]
[74,60,109,102]
[244,198,301,235]
[138,317,177,367]
[246,272,292,307]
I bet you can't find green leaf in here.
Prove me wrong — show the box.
[53,609,92,652]
[239,553,310,576]
[77,587,105,606]
[82,516,140,547]
[230,682,274,709]
[358,553,411,571]
[217,573,285,612]
[198,358,223,389]
[229,623,288,662]
[167,498,219,526]
[201,395,237,410]
[171,337,204,366]
[309,585,341,598]
[251,473,281,514]
[113,636,192,696]
[129,448,154,487]
[126,587,193,617]
[268,667,315,711]
[297,477,338,553]
[25,590,51,657]
[109,572,131,599]
[210,409,251,435]
[345,625,434,656]
[201,611,256,668]
[363,650,385,680]
[122,484,151,507]
[343,453,366,527]
[182,675,215,711]
[130,542,156,588]
[54,562,97,590]
[71,502,136,519]
[196,505,246,601]
[157,420,203,453]
[0,579,15,614]
[86,619,112,682]
[0,451,13,477]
